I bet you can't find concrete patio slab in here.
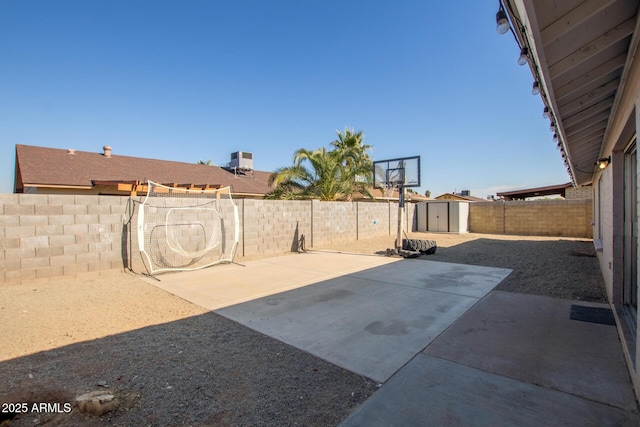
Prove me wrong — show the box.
[143,251,398,310]
[349,258,511,298]
[146,251,510,383]
[143,251,638,424]
[214,253,511,383]
[217,274,482,382]
[339,354,638,427]
[424,290,638,412]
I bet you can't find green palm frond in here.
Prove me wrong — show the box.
[268,129,374,201]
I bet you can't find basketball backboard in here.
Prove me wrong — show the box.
[373,156,421,189]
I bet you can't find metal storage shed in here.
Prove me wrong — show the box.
[415,201,469,233]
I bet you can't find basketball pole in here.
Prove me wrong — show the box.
[396,183,404,250]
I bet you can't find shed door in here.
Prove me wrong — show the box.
[428,203,448,232]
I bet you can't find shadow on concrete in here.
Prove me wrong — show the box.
[0,244,631,426]
[0,254,503,425]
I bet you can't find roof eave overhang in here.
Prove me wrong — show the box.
[23,183,94,190]
[504,0,640,187]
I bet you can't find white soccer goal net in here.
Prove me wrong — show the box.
[136,181,239,275]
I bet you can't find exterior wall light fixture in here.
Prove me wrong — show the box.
[595,156,611,170]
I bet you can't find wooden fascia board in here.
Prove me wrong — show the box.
[24,183,93,190]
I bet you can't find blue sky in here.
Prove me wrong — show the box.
[0,0,568,198]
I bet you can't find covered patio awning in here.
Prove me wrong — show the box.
[500,0,640,186]
[496,182,573,200]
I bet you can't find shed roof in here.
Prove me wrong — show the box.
[434,193,488,202]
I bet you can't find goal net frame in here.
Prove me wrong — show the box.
[136,181,239,275]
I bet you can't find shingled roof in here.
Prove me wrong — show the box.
[14,144,274,196]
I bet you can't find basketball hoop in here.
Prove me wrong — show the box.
[373,156,421,251]
[380,181,398,199]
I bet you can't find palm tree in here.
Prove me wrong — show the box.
[197,160,212,165]
[331,128,372,174]
[268,147,373,201]
[331,128,373,199]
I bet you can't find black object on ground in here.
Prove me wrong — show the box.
[569,305,616,326]
[385,248,422,258]
[398,249,422,258]
[402,239,437,255]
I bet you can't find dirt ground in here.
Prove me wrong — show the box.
[0,232,607,426]
[319,232,607,303]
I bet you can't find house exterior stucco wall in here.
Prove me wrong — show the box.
[595,170,614,300]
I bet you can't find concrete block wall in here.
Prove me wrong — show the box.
[1,194,127,285]
[389,202,416,242]
[566,186,593,199]
[469,199,592,238]
[2,194,592,285]
[1,195,408,284]
[468,202,504,234]
[311,201,357,246]
[240,199,312,257]
[357,202,391,239]
[125,197,241,273]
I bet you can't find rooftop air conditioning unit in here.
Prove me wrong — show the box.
[230,151,253,170]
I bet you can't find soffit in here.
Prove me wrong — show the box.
[507,0,638,185]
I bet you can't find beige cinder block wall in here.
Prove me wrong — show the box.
[469,199,592,238]
[1,195,414,285]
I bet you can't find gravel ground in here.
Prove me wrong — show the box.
[317,232,607,303]
[0,232,607,426]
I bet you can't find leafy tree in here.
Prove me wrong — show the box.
[425,190,431,198]
[198,159,212,165]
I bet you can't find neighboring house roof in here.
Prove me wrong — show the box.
[496,183,573,200]
[406,193,432,202]
[14,144,274,196]
[434,193,487,202]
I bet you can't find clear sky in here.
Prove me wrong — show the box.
[0,0,569,198]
